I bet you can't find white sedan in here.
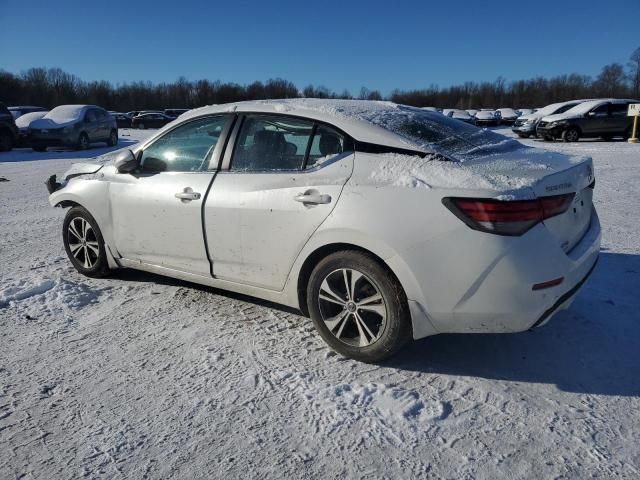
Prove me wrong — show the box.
[46,100,600,362]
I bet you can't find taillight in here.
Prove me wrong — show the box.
[442,193,575,236]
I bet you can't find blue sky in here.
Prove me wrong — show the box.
[1,0,638,94]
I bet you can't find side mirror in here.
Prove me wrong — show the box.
[586,111,596,117]
[114,150,139,173]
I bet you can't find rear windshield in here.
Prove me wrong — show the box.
[366,106,518,159]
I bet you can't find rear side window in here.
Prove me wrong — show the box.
[306,125,346,169]
[231,115,314,171]
[140,116,228,172]
[610,103,629,117]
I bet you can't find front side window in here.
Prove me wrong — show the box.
[140,116,228,172]
[232,115,314,171]
[591,104,609,117]
[85,110,97,123]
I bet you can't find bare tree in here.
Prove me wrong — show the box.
[628,47,640,98]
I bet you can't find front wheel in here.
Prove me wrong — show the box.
[63,207,111,278]
[76,132,90,150]
[517,133,530,139]
[562,127,580,142]
[307,251,411,363]
[107,129,118,146]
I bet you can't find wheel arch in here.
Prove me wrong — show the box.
[292,239,438,339]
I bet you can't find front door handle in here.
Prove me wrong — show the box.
[175,187,201,202]
[294,192,332,205]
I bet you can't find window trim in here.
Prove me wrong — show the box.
[134,114,235,173]
[221,112,355,173]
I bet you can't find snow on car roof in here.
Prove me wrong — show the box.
[558,98,639,116]
[44,105,91,123]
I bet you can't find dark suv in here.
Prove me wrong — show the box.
[536,99,639,142]
[0,102,19,151]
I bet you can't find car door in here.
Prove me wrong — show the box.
[203,114,354,290]
[608,102,631,134]
[84,109,98,141]
[585,103,610,135]
[109,115,232,276]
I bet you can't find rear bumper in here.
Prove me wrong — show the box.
[404,208,601,338]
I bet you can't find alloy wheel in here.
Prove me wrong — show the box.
[67,217,100,269]
[318,268,387,347]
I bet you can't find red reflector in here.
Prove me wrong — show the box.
[532,277,564,290]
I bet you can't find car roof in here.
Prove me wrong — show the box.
[179,99,426,150]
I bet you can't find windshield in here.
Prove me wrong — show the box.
[45,105,86,123]
[363,106,518,159]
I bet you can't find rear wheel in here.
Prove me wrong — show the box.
[76,132,90,150]
[307,251,411,363]
[107,129,118,146]
[63,207,111,278]
[0,131,13,151]
[562,127,580,142]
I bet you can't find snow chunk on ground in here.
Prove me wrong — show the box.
[0,277,102,310]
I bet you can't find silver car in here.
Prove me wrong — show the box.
[46,100,600,362]
[30,105,118,152]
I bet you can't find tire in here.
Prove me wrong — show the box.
[107,129,118,147]
[62,206,111,278]
[0,131,13,151]
[76,132,90,150]
[33,145,47,152]
[517,133,530,139]
[562,127,580,142]
[306,250,411,363]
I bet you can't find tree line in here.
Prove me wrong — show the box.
[1,48,638,111]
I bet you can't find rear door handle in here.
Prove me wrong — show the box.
[294,193,332,205]
[175,187,201,202]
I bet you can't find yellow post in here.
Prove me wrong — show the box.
[629,115,639,144]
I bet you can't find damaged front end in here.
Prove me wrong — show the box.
[44,162,104,194]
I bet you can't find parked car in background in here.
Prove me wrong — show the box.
[0,102,19,151]
[46,99,600,362]
[131,112,174,129]
[30,105,118,152]
[517,108,534,116]
[421,107,441,113]
[164,108,190,118]
[15,110,48,147]
[466,109,478,117]
[474,110,499,126]
[442,109,455,117]
[8,105,48,119]
[536,98,639,142]
[448,109,474,123]
[496,108,519,125]
[512,100,591,138]
[111,113,133,128]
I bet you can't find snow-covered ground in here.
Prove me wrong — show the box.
[1,127,639,479]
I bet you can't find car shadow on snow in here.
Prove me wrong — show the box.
[108,252,639,397]
[389,252,640,397]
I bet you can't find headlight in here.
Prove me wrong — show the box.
[548,121,567,128]
[525,119,536,125]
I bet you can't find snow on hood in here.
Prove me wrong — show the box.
[474,111,497,119]
[31,105,88,128]
[15,111,48,129]
[367,145,590,198]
